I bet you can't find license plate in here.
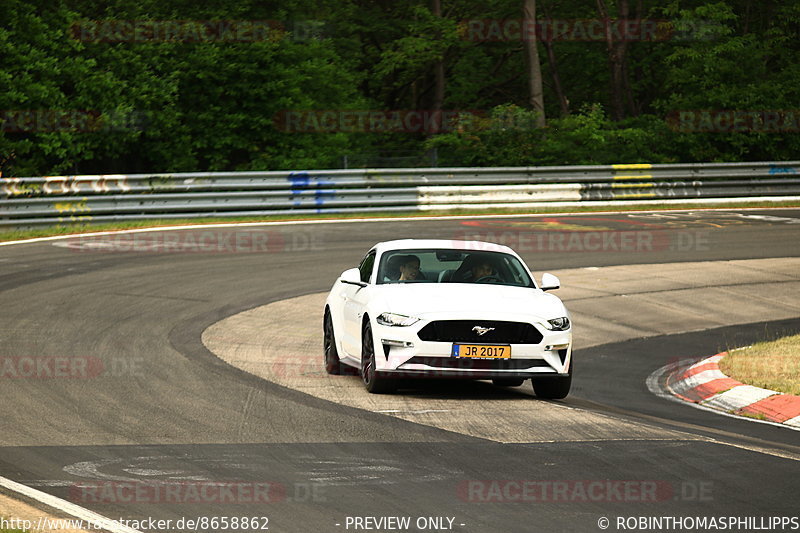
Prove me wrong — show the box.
[451,344,511,359]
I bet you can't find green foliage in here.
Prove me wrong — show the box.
[652,1,800,161]
[1,0,365,175]
[426,104,685,166]
[1,0,799,176]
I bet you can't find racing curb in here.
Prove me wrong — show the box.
[665,353,800,428]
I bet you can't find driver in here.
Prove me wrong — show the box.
[470,260,494,281]
[398,255,424,281]
[453,255,498,282]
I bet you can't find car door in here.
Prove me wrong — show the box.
[341,250,376,357]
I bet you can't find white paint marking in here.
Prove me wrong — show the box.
[121,468,188,477]
[63,459,136,481]
[375,409,451,414]
[24,480,76,487]
[669,369,728,396]
[701,385,779,412]
[736,213,800,224]
[0,474,143,533]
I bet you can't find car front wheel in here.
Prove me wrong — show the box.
[361,321,396,394]
[531,362,572,399]
[323,311,345,375]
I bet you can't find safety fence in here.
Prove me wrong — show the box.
[1,161,799,227]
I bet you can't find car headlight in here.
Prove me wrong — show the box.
[546,317,571,331]
[376,312,420,327]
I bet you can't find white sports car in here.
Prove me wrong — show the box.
[323,239,573,398]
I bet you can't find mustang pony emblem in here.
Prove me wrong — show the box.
[472,325,495,336]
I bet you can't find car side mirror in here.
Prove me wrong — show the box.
[340,267,367,287]
[540,273,560,291]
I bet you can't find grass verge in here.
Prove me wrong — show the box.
[2,200,799,243]
[720,333,800,395]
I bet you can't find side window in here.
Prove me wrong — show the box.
[358,251,376,283]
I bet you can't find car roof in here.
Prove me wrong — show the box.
[372,239,517,256]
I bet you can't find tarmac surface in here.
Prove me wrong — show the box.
[1,209,799,533]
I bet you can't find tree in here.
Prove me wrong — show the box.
[596,0,636,120]
[523,0,546,127]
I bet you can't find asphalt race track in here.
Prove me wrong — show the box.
[1,209,800,533]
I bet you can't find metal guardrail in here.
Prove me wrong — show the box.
[1,161,799,228]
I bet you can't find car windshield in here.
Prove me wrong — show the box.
[377,249,534,287]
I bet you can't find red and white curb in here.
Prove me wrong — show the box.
[647,353,800,430]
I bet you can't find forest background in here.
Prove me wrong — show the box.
[1,0,798,176]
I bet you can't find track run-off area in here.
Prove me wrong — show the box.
[1,208,800,533]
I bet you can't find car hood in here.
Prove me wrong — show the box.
[374,282,567,321]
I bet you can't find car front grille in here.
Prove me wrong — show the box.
[401,357,550,371]
[417,320,543,344]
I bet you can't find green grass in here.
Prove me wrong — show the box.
[736,411,769,421]
[720,333,800,395]
[3,199,799,243]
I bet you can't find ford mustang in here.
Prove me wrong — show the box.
[323,239,572,398]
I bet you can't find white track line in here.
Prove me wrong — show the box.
[0,474,143,533]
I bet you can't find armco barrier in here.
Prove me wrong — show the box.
[1,162,799,228]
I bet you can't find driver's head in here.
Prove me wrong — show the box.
[399,255,421,280]
[471,261,493,280]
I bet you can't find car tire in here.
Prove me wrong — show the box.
[361,321,396,394]
[531,362,572,399]
[323,310,345,375]
[492,378,525,387]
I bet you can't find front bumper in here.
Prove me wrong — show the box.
[372,318,572,379]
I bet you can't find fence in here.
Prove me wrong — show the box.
[2,161,799,228]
